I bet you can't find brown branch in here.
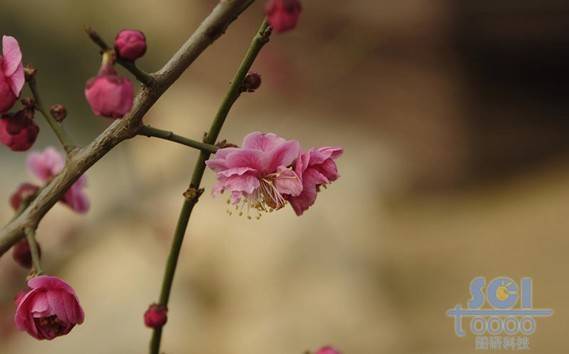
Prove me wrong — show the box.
[0,0,256,256]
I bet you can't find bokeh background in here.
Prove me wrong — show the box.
[1,0,568,353]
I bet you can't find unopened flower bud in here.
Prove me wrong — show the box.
[12,239,41,269]
[243,72,262,92]
[50,104,67,122]
[144,304,167,328]
[316,347,342,354]
[115,30,147,61]
[10,183,40,210]
[265,0,302,33]
[85,55,134,119]
[0,109,39,151]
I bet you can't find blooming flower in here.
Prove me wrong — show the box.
[206,132,302,217]
[85,60,134,119]
[0,108,39,151]
[27,147,90,214]
[14,275,84,340]
[287,146,343,215]
[265,0,302,33]
[144,304,168,328]
[115,29,147,61]
[0,35,24,113]
[316,346,342,354]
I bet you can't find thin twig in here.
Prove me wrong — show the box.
[27,77,77,154]
[24,227,43,276]
[0,0,256,257]
[138,125,218,154]
[149,18,271,354]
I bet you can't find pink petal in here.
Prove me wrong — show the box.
[9,63,25,97]
[46,290,68,322]
[26,147,65,181]
[264,139,300,173]
[274,167,302,197]
[28,275,77,295]
[217,166,256,178]
[242,131,287,151]
[224,149,265,172]
[221,174,260,195]
[2,36,22,76]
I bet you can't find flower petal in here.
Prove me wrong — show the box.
[242,131,287,151]
[2,36,22,76]
[264,139,300,173]
[274,167,302,197]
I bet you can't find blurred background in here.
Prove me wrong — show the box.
[1,0,568,353]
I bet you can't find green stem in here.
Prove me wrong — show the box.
[149,18,271,354]
[24,227,42,276]
[28,78,76,154]
[139,125,218,154]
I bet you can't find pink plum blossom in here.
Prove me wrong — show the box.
[265,0,302,33]
[14,275,84,340]
[26,147,90,214]
[0,35,24,113]
[206,132,302,216]
[287,146,343,215]
[115,29,147,61]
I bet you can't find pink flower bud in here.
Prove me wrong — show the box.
[12,239,41,269]
[14,275,84,340]
[144,304,167,328]
[10,182,40,210]
[265,0,302,33]
[85,66,134,119]
[115,29,147,61]
[0,109,39,151]
[316,346,342,354]
[0,36,25,113]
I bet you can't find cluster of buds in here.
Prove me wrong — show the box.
[85,29,147,119]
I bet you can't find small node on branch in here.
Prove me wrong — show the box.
[182,187,204,202]
[24,65,37,82]
[242,72,261,92]
[50,104,67,122]
[20,97,36,110]
[215,139,238,149]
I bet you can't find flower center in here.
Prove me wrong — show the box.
[34,315,68,339]
[227,171,296,219]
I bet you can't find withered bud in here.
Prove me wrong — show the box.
[20,97,36,109]
[243,72,262,93]
[24,65,37,81]
[50,104,68,122]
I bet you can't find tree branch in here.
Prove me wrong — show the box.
[27,76,77,154]
[138,125,218,154]
[149,18,271,354]
[0,0,256,257]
